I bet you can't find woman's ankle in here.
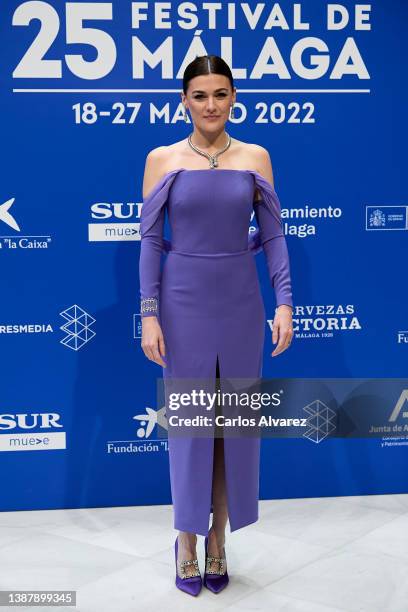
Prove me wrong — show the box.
[208,525,225,549]
[178,531,197,553]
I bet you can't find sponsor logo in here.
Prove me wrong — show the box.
[303,399,337,443]
[106,406,168,454]
[366,206,407,230]
[0,197,52,249]
[250,204,343,239]
[0,305,96,351]
[60,305,96,351]
[88,200,142,242]
[0,412,66,452]
[268,304,362,339]
[388,389,408,422]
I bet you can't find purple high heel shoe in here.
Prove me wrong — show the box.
[204,533,229,593]
[174,535,202,596]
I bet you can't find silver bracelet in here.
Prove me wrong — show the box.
[141,297,158,315]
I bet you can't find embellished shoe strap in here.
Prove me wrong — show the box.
[205,547,227,575]
[178,557,201,579]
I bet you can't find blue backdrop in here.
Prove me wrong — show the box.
[1,1,407,512]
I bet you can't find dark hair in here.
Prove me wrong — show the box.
[182,55,234,94]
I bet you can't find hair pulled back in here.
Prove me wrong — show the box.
[182,55,234,94]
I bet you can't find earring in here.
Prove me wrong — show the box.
[183,107,189,122]
[230,105,235,119]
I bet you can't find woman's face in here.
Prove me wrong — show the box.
[183,73,236,131]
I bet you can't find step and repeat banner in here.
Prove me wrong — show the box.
[1,1,407,512]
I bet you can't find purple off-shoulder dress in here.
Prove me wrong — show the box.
[139,168,293,536]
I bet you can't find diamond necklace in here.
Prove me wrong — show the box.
[187,132,231,169]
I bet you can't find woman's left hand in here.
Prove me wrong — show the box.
[271,305,294,357]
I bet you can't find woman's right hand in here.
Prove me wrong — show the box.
[141,316,167,367]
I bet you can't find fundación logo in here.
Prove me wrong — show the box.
[106,405,168,455]
[366,205,408,230]
[88,199,142,242]
[0,412,66,452]
[133,405,168,438]
[0,197,52,249]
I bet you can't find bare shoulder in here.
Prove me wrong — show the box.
[142,143,181,199]
[243,142,274,186]
[233,141,275,203]
[247,142,270,160]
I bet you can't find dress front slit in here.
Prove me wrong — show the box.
[210,354,224,519]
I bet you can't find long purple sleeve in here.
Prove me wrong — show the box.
[139,169,187,319]
[253,196,293,309]
[139,204,164,318]
[139,170,181,318]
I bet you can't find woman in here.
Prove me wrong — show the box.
[139,55,294,595]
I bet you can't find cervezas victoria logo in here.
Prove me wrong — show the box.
[268,304,362,340]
